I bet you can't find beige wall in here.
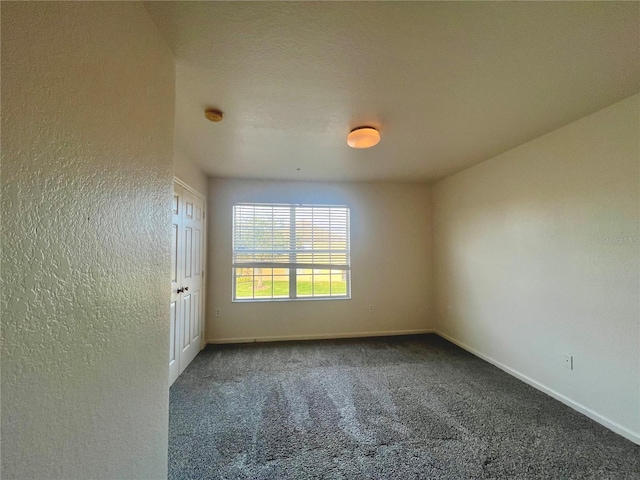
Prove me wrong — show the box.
[1,3,175,478]
[432,94,640,443]
[207,179,433,342]
[174,146,209,196]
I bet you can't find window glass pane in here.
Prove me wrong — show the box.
[313,270,331,296]
[272,273,289,298]
[235,270,253,299]
[254,273,273,297]
[296,274,313,297]
[331,270,347,295]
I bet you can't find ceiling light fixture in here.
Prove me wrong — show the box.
[347,127,380,149]
[205,108,224,122]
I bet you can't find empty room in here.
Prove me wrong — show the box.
[2,1,639,479]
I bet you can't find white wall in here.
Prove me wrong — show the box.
[174,146,209,196]
[207,179,433,342]
[432,94,640,443]
[1,3,175,478]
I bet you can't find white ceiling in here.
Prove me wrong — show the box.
[144,2,639,183]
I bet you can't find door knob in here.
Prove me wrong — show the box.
[177,287,184,294]
[184,286,189,292]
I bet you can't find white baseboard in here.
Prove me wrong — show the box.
[207,328,435,345]
[435,330,640,446]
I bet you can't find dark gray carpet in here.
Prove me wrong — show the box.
[169,334,640,479]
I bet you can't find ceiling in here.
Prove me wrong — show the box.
[144,2,639,183]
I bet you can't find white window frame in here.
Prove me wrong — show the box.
[232,202,351,302]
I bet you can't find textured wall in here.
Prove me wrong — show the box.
[207,179,433,342]
[1,3,175,478]
[432,95,640,443]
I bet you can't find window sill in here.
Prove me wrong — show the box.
[232,296,351,303]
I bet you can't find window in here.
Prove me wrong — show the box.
[233,203,350,301]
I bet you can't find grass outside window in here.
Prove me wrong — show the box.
[235,268,348,300]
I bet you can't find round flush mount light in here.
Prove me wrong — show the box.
[347,127,380,149]
[205,108,224,122]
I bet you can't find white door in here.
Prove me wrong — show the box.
[179,187,204,374]
[170,182,205,385]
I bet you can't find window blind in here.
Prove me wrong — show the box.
[232,203,350,270]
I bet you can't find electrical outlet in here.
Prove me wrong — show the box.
[215,308,221,317]
[368,304,374,312]
[563,354,573,370]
